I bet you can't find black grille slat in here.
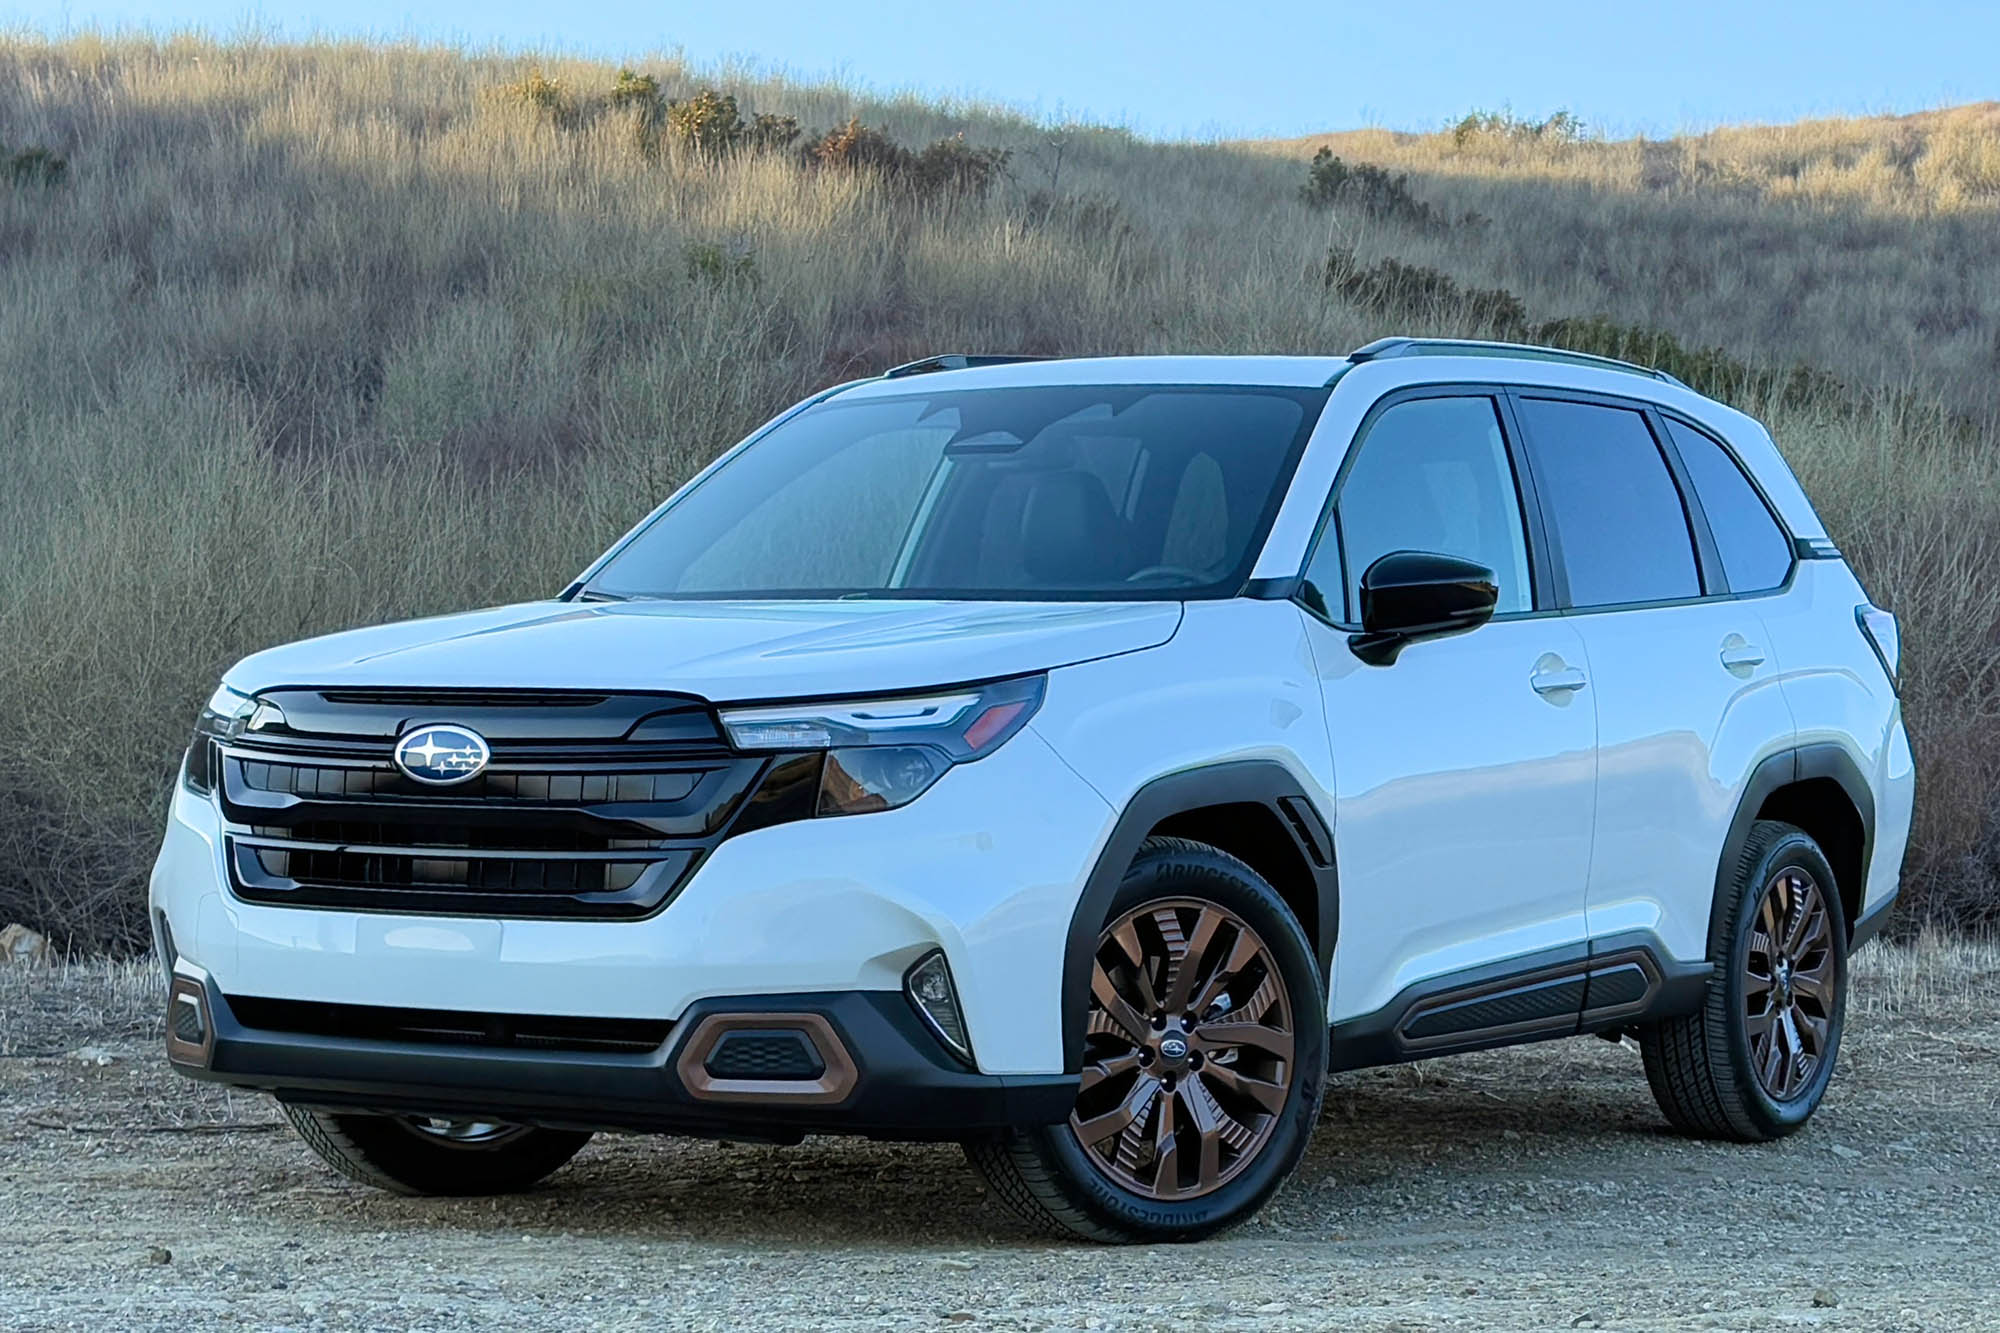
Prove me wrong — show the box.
[226,994,673,1053]
[215,689,758,920]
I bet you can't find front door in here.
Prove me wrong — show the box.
[1296,391,1598,1025]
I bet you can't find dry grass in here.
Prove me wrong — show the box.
[0,35,1996,948]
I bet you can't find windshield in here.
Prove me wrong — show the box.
[584,383,1327,601]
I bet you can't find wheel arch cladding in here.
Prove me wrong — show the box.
[1723,745,1874,949]
[1060,762,1338,1071]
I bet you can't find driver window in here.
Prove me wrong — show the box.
[1312,396,1532,623]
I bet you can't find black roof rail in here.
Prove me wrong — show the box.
[1348,336,1688,388]
[881,354,1049,379]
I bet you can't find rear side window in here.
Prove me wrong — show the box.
[1515,398,1700,609]
[1663,419,1793,593]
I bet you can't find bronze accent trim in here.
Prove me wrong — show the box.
[674,1012,858,1106]
[165,974,216,1068]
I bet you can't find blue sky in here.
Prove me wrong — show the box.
[6,0,1995,139]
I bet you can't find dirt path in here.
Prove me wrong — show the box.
[3,943,1998,1332]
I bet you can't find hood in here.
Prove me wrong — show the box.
[224,598,1184,702]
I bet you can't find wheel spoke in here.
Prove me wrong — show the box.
[1149,1082,1181,1197]
[1759,1026,1786,1091]
[1200,1060,1288,1115]
[1195,1019,1293,1062]
[1090,960,1151,1047]
[1078,1050,1142,1093]
[1106,919,1161,1010]
[1073,1072,1159,1148]
[1181,1075,1225,1191]
[1190,932,1264,1016]
[1794,1006,1831,1055]
[1790,955,1833,1002]
[1783,888,1821,957]
[1163,907,1224,1012]
[1784,1008,1816,1088]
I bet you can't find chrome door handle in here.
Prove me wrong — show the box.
[1720,642,1767,671]
[1530,666,1588,696]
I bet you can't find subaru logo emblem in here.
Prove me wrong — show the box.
[1158,1036,1189,1061]
[393,724,491,785]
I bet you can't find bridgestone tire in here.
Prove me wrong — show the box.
[281,1103,592,1196]
[965,837,1327,1242]
[1640,820,1849,1142]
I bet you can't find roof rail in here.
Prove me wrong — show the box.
[1348,337,1687,388]
[881,354,1049,379]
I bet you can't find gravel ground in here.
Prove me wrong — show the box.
[3,939,1998,1332]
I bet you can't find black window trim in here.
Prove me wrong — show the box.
[1292,382,1561,633]
[1503,386,1801,618]
[1651,408,1801,598]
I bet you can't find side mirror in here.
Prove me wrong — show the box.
[1350,551,1499,666]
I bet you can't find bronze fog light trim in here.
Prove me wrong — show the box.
[164,974,216,1068]
[674,1012,858,1106]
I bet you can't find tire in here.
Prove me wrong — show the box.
[1640,820,1849,1142]
[280,1103,592,1196]
[966,836,1327,1243]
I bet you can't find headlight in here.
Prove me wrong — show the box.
[182,684,285,795]
[721,676,1044,817]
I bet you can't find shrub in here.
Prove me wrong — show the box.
[1531,315,1845,410]
[911,134,1010,199]
[1451,108,1589,149]
[682,239,756,285]
[1320,247,1528,333]
[1298,149,1445,230]
[4,145,68,187]
[807,119,1009,201]
[501,67,579,125]
[807,117,911,175]
[1317,249,1844,411]
[609,68,663,120]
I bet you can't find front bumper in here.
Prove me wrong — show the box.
[166,968,1073,1139]
[150,725,1114,1077]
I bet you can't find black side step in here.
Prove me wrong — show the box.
[1329,932,1712,1072]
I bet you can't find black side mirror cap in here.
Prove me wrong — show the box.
[1349,551,1500,666]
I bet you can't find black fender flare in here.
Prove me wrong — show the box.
[1714,743,1875,952]
[1059,761,1338,1071]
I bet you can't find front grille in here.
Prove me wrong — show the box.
[228,995,673,1053]
[215,688,764,919]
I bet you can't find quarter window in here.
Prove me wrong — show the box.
[1514,398,1700,609]
[1663,419,1793,593]
[1308,396,1533,622]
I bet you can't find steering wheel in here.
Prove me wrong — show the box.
[1123,565,1210,585]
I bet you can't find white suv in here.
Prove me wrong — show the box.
[154,340,1913,1241]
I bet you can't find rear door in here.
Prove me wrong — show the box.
[1508,393,1796,966]
[1296,389,1598,1026]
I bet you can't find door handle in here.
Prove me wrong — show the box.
[1530,665,1588,696]
[1720,641,1767,671]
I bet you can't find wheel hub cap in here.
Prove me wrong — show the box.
[1744,868,1836,1102]
[1070,897,1295,1200]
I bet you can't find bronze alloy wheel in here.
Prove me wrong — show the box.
[399,1117,528,1147]
[1069,896,1295,1199]
[1745,866,1837,1101]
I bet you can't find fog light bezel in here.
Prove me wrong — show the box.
[904,950,975,1068]
[165,973,215,1068]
